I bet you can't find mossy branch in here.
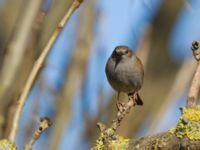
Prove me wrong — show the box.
[93,106,200,150]
[128,132,200,150]
[129,106,200,150]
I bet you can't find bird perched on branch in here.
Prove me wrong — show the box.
[105,45,144,105]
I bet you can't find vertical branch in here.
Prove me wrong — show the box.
[187,41,200,108]
[4,6,49,138]
[24,117,52,150]
[8,0,84,143]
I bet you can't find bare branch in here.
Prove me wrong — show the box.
[24,117,52,150]
[0,0,42,99]
[8,0,84,143]
[187,41,200,108]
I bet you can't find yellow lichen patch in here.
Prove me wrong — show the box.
[0,139,16,150]
[182,107,200,122]
[92,133,104,150]
[169,106,200,140]
[92,128,129,150]
[108,136,129,150]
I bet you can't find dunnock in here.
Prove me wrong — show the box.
[105,45,144,105]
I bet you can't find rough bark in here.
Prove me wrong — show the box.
[128,132,200,150]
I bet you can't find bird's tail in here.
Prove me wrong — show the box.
[135,93,143,105]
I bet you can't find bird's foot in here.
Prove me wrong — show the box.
[116,101,126,113]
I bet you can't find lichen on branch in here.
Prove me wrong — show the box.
[0,139,16,150]
[92,127,129,150]
[169,105,200,140]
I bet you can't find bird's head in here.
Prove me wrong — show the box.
[112,45,133,60]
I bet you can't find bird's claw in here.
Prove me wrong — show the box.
[116,101,125,113]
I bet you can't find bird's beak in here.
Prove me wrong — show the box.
[114,55,121,70]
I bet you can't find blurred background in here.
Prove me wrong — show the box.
[0,0,200,149]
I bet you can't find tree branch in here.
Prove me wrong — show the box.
[0,0,42,99]
[93,105,200,150]
[24,117,52,150]
[8,0,84,143]
[187,41,200,108]
[128,132,200,150]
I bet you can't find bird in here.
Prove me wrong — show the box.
[105,45,144,105]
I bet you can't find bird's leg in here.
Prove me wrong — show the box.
[116,92,126,113]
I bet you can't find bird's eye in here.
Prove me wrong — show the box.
[125,50,128,54]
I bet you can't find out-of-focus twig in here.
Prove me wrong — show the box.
[0,1,42,133]
[4,7,49,138]
[147,58,195,134]
[0,0,24,66]
[8,0,84,143]
[0,0,42,99]
[137,26,152,70]
[187,41,200,108]
[24,117,52,150]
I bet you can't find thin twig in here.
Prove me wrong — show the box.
[24,117,52,150]
[96,97,137,142]
[8,0,84,143]
[111,96,136,131]
[187,41,200,108]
